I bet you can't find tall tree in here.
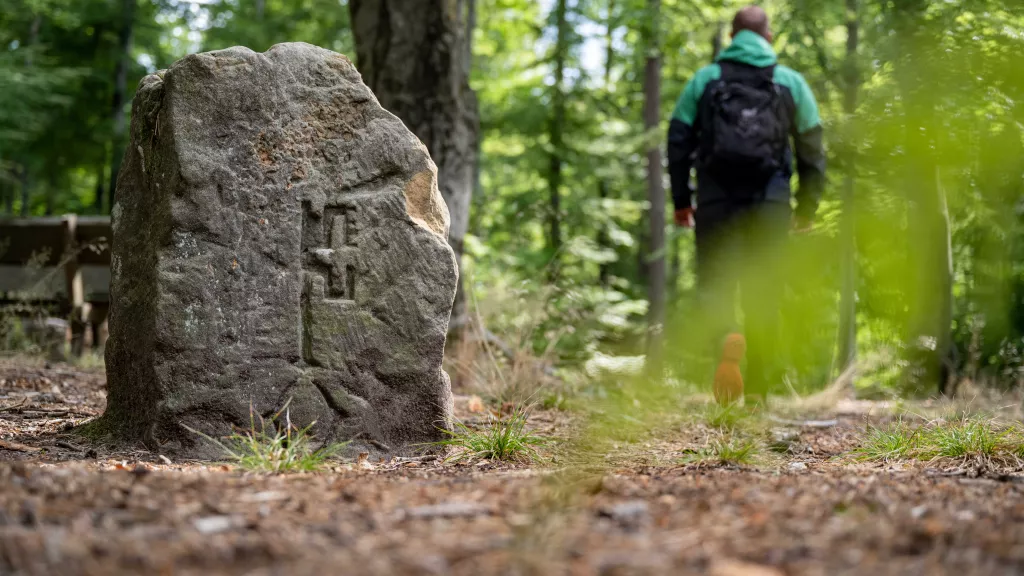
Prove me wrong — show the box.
[547,0,569,272]
[105,0,136,212]
[597,0,615,286]
[644,0,666,369]
[349,0,479,328]
[891,0,954,392]
[836,0,859,372]
[669,16,720,297]
[19,16,41,217]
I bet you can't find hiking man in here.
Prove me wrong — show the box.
[667,6,826,405]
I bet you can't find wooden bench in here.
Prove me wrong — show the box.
[0,215,111,355]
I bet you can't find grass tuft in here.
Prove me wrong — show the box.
[693,402,767,434]
[681,436,759,466]
[920,418,1007,459]
[186,400,347,473]
[703,404,745,430]
[434,405,547,463]
[851,422,917,462]
[850,416,1024,464]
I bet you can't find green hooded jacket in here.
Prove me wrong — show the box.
[666,30,826,219]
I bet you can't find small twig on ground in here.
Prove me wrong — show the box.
[0,398,27,412]
[0,439,42,453]
[768,415,839,428]
[393,455,438,463]
[398,502,496,520]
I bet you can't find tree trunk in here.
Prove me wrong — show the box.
[597,0,615,286]
[547,0,569,273]
[465,0,476,73]
[670,20,721,298]
[17,17,41,217]
[836,0,859,373]
[644,0,666,371]
[25,16,40,66]
[892,0,954,392]
[19,166,30,217]
[93,161,106,214]
[107,0,136,211]
[43,175,54,216]
[349,0,479,330]
[0,167,9,215]
[712,20,723,60]
[0,165,9,215]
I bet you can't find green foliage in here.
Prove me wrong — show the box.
[186,403,347,473]
[0,0,180,214]
[434,407,548,463]
[203,0,352,54]
[0,317,36,354]
[4,0,1024,398]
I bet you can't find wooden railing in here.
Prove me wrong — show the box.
[0,215,111,355]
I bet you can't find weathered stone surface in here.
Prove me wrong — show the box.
[101,43,457,456]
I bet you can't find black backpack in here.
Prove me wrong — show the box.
[699,63,790,193]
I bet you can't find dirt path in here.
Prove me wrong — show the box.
[2,358,1024,575]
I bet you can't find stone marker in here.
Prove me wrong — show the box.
[99,43,457,456]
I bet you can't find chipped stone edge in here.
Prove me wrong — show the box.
[402,158,451,241]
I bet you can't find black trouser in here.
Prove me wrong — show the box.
[694,200,791,400]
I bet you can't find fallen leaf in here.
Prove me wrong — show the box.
[401,502,495,520]
[239,491,290,503]
[193,515,243,535]
[467,395,485,413]
[709,560,785,576]
[357,452,374,470]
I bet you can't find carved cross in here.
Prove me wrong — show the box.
[306,205,360,302]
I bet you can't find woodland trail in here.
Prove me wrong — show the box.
[1,357,1023,576]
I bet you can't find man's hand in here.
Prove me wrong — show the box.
[674,207,695,228]
[792,214,813,234]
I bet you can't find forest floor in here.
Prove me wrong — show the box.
[2,356,1024,575]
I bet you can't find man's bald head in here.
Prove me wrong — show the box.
[732,6,772,42]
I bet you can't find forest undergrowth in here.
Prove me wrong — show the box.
[5,352,1024,575]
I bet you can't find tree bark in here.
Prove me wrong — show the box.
[25,16,40,66]
[17,17,41,217]
[670,20,721,298]
[107,0,136,212]
[597,0,615,285]
[644,0,666,371]
[19,166,30,217]
[547,0,569,272]
[43,174,54,216]
[836,0,859,373]
[93,161,106,214]
[350,0,480,330]
[892,0,954,392]
[712,20,723,60]
[0,166,10,214]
